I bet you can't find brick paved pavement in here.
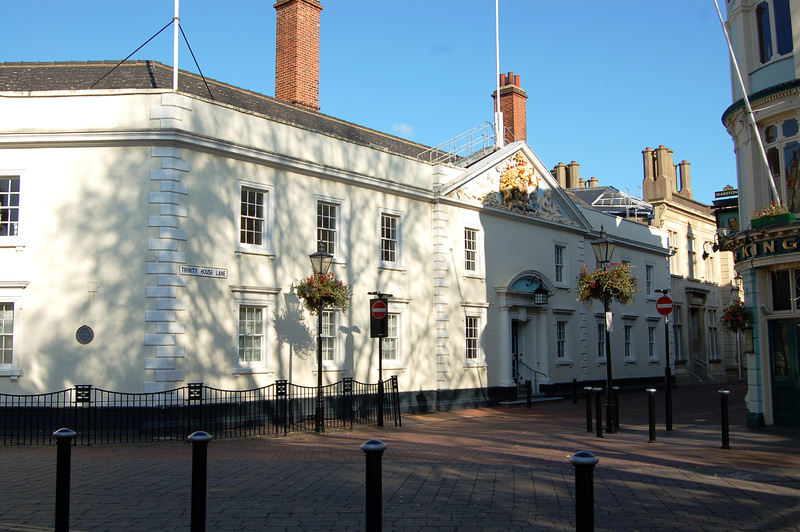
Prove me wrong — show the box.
[0,382,798,531]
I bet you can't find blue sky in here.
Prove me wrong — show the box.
[3,1,736,204]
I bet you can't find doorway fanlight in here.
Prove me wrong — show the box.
[525,275,550,305]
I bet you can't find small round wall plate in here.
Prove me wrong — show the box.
[76,325,94,345]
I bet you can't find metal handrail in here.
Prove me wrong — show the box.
[517,360,547,393]
[692,358,713,373]
[518,360,547,379]
[417,121,496,165]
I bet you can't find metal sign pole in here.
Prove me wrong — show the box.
[369,291,393,428]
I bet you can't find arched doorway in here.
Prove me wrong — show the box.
[497,271,552,395]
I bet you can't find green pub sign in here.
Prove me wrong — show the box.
[734,235,800,263]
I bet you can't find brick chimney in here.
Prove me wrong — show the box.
[492,72,528,144]
[275,0,323,112]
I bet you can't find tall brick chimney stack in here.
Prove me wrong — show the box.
[492,72,528,145]
[274,0,323,112]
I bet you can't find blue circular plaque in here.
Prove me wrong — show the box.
[76,325,94,345]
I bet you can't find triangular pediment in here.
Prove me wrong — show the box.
[438,142,590,228]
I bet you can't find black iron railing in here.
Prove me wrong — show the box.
[0,376,401,446]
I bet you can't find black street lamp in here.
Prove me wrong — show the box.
[310,244,334,433]
[591,226,617,434]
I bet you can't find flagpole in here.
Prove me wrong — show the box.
[712,0,779,201]
[495,0,504,148]
[173,0,180,91]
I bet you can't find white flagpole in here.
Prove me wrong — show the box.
[173,0,180,91]
[495,0,504,148]
[713,0,779,201]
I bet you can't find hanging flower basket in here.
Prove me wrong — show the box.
[719,301,752,333]
[293,272,352,314]
[751,201,796,228]
[576,263,639,305]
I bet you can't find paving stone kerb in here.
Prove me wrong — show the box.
[0,383,798,531]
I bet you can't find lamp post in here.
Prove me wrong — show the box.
[310,244,334,433]
[656,288,673,431]
[591,227,617,434]
[731,277,743,381]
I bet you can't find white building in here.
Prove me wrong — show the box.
[0,0,671,409]
[721,0,800,427]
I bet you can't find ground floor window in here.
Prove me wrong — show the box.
[321,310,338,364]
[648,326,657,360]
[673,305,684,360]
[238,305,265,366]
[624,324,636,362]
[0,303,14,366]
[772,269,800,312]
[465,316,479,360]
[707,309,719,359]
[462,303,488,367]
[230,285,278,374]
[596,320,606,363]
[556,321,567,359]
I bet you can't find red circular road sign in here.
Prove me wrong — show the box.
[371,300,388,319]
[656,296,674,316]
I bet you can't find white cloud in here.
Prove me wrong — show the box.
[393,123,414,139]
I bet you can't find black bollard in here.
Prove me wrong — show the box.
[584,387,593,433]
[525,379,532,409]
[188,431,213,532]
[573,377,578,405]
[361,439,387,532]
[665,366,673,431]
[54,428,76,532]
[593,387,603,438]
[569,451,600,532]
[377,379,385,427]
[719,390,731,449]
[612,386,620,432]
[646,388,657,443]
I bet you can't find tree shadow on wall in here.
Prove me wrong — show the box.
[273,292,314,383]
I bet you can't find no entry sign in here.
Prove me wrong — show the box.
[371,300,388,319]
[656,296,674,316]
[370,299,388,338]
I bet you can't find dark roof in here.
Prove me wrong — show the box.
[0,60,434,160]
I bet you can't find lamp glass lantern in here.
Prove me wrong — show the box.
[591,227,615,266]
[534,285,549,305]
[309,244,334,276]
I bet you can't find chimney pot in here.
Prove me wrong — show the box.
[494,69,527,144]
